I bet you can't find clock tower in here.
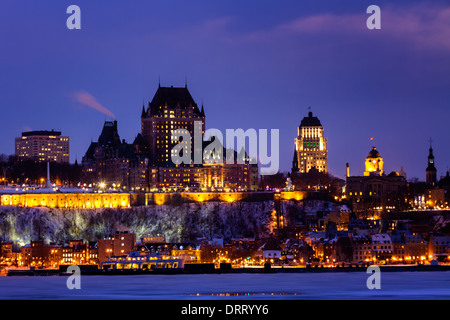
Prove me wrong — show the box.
[364,146,384,176]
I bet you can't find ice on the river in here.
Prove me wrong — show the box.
[0,271,449,300]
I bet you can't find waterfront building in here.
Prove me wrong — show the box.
[61,240,90,265]
[0,242,12,261]
[428,235,450,262]
[371,233,393,263]
[15,130,69,163]
[19,240,62,268]
[351,235,373,264]
[97,231,137,264]
[391,232,427,264]
[292,111,328,174]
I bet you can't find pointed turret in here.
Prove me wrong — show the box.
[200,103,205,117]
[141,103,146,118]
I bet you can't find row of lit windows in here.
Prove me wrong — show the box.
[301,127,323,139]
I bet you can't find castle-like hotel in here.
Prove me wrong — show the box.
[81,85,258,192]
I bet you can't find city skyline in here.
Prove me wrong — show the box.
[1,0,450,181]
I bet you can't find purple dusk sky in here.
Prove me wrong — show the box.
[1,0,449,180]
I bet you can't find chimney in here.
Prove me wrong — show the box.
[346,163,350,178]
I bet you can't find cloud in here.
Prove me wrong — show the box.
[71,90,115,119]
[271,3,450,51]
[275,12,365,35]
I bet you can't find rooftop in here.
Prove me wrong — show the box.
[21,130,62,137]
[300,112,322,127]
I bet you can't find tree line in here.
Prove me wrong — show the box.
[0,154,81,187]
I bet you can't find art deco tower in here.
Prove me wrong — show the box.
[292,111,327,173]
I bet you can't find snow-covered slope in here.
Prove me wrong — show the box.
[0,201,274,246]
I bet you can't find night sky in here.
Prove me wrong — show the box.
[1,0,449,180]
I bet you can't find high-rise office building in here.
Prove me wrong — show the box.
[292,111,327,173]
[15,130,70,163]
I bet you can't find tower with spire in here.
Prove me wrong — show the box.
[426,139,437,186]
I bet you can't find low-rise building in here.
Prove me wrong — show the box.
[351,234,373,264]
[20,240,62,268]
[391,233,427,264]
[371,233,393,263]
[428,235,450,262]
[97,231,137,264]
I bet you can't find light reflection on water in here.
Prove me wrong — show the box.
[190,292,302,297]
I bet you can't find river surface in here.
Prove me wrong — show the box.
[0,271,449,300]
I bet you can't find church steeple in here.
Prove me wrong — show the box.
[426,139,437,186]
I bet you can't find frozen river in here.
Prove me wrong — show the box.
[1,271,449,300]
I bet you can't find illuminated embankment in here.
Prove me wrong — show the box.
[0,193,130,209]
[0,191,306,208]
[146,191,306,205]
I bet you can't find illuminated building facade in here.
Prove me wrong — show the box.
[346,146,407,216]
[15,130,69,163]
[292,111,327,173]
[141,84,205,165]
[82,120,149,190]
[98,231,136,264]
[82,84,258,191]
[364,147,384,176]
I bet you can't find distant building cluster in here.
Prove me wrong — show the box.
[81,85,258,191]
[1,217,449,269]
[0,231,201,269]
[289,111,448,215]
